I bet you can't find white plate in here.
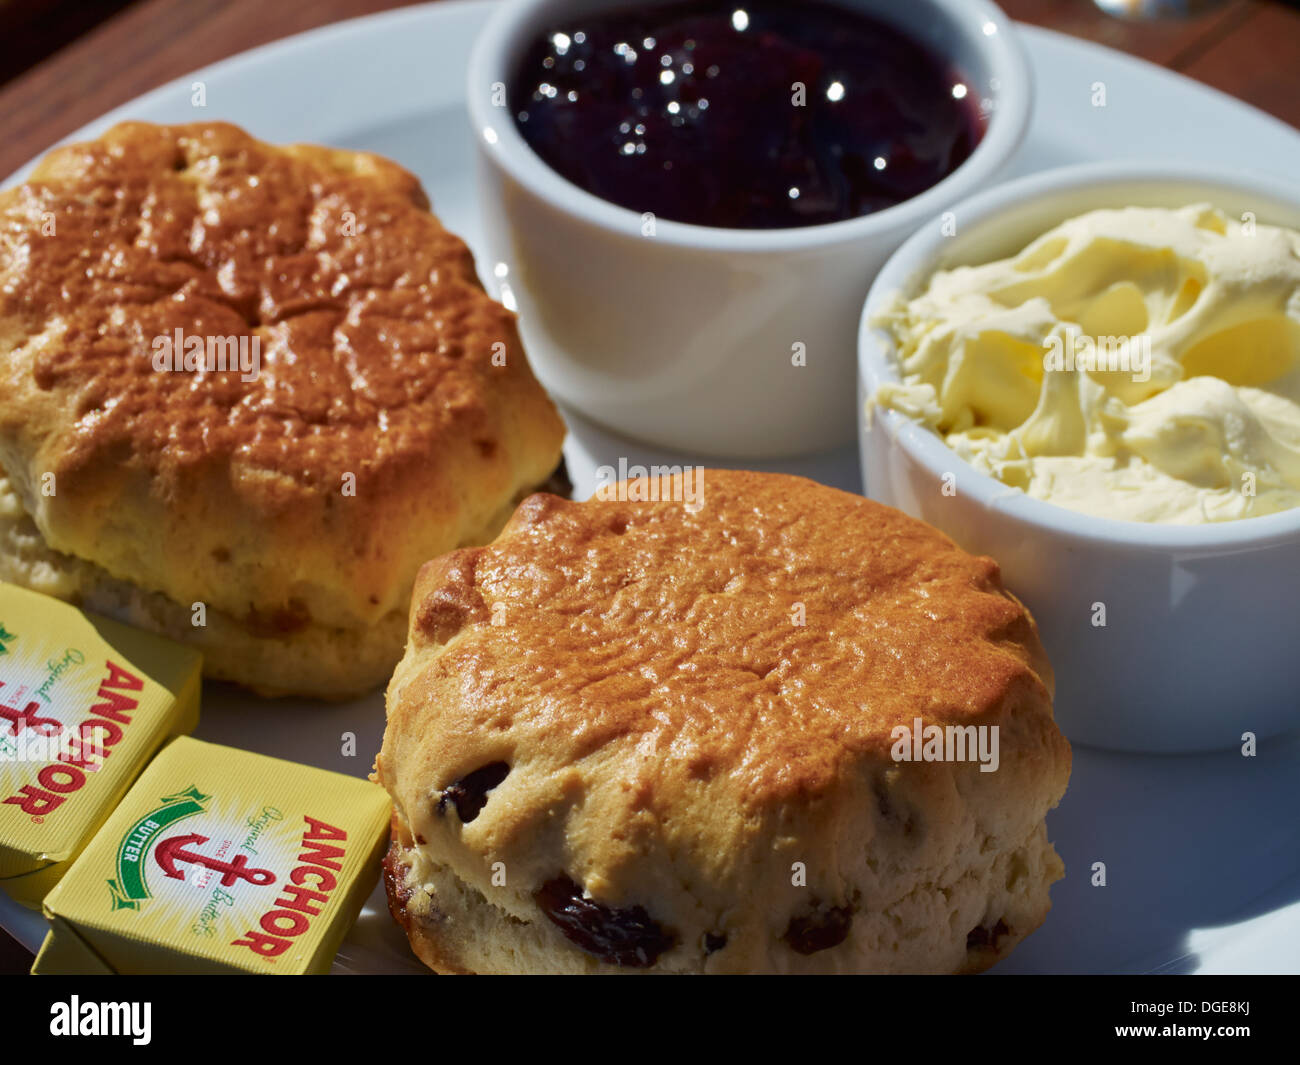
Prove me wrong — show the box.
[3,0,1298,974]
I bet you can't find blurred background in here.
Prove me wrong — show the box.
[0,0,1297,973]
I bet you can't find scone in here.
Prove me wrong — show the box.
[0,121,566,698]
[377,469,1071,974]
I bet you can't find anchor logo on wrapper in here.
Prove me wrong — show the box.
[107,787,211,910]
[102,780,359,963]
[154,833,276,888]
[31,735,392,974]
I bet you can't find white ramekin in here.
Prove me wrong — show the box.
[858,161,1300,753]
[468,0,1032,457]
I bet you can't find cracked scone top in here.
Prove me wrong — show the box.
[0,121,565,697]
[377,470,1071,973]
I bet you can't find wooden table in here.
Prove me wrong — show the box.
[0,0,1297,974]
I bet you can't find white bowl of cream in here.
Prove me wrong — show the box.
[858,161,1300,752]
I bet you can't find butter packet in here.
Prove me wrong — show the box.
[33,737,392,974]
[0,582,202,906]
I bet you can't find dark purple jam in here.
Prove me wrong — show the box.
[510,0,984,229]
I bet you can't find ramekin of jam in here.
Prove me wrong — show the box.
[468,0,1032,456]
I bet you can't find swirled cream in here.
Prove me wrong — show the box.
[871,204,1300,523]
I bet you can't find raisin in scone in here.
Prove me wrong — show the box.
[376,470,1070,973]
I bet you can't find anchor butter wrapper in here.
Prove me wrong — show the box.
[0,582,202,906]
[34,737,392,974]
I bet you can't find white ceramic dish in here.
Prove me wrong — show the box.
[858,162,1300,754]
[468,0,1032,457]
[1,1,1298,974]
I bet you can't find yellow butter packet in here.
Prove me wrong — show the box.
[34,736,392,974]
[0,582,202,905]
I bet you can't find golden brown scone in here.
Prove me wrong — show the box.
[377,470,1071,973]
[0,121,565,698]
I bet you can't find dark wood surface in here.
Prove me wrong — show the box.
[0,0,137,86]
[1,0,1297,973]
